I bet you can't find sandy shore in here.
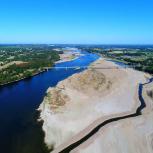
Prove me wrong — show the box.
[38,58,149,152]
[73,79,153,153]
[56,50,84,64]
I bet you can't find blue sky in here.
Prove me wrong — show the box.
[0,0,153,44]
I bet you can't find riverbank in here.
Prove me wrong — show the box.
[0,50,98,153]
[38,58,149,152]
[73,78,153,153]
[0,50,82,86]
[0,69,48,86]
[56,50,84,64]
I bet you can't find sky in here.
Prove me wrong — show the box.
[0,0,153,44]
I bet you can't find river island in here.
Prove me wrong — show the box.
[39,56,153,153]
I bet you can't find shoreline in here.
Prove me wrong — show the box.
[39,58,149,152]
[0,51,83,87]
[0,68,50,87]
[0,49,89,153]
[57,77,153,153]
[55,51,85,64]
[70,78,153,153]
[55,56,79,64]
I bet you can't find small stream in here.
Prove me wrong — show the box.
[59,68,153,153]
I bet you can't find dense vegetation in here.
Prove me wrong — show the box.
[0,45,60,85]
[80,46,153,74]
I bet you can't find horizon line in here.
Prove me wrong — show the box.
[0,43,153,46]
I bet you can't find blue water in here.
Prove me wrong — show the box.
[0,51,99,153]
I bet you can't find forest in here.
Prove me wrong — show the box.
[0,45,60,85]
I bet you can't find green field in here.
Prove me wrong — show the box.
[0,45,60,85]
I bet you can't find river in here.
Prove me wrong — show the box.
[0,50,99,153]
